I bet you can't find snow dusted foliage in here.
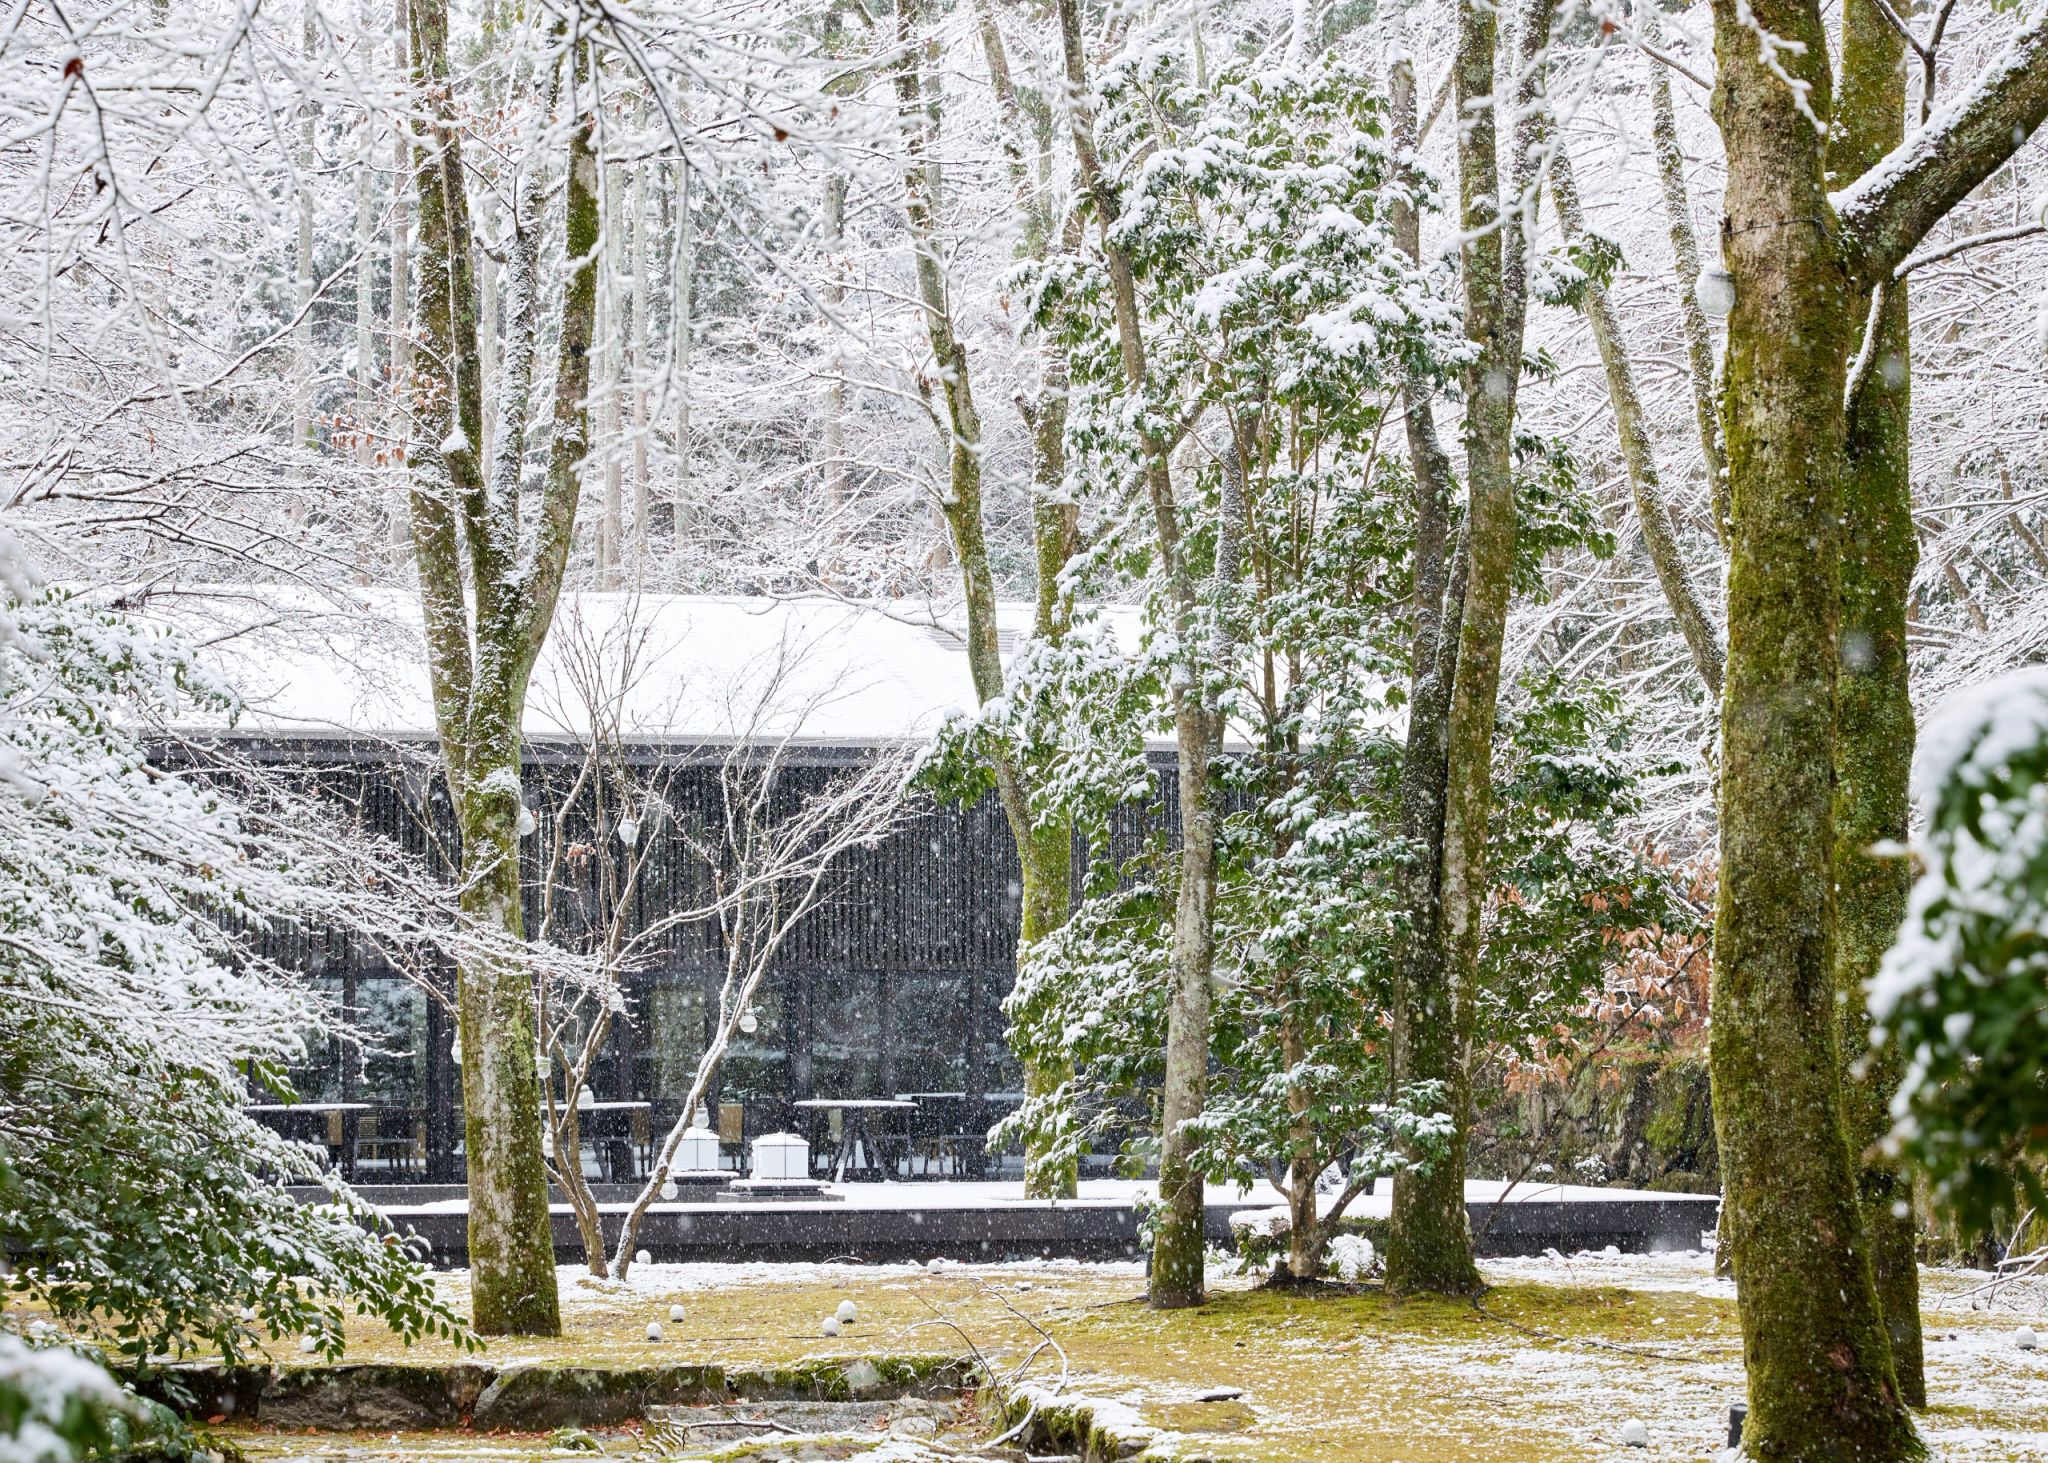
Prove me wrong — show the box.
[966,53,1689,1212]
[0,556,473,1366]
[0,0,400,580]
[0,1335,167,1463]
[1873,667,2048,1232]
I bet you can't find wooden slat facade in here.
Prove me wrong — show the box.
[173,736,1176,1182]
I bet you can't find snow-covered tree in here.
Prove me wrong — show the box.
[0,545,474,1399]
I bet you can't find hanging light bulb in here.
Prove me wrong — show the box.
[1695,264,1736,321]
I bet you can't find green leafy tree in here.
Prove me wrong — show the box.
[0,574,471,1410]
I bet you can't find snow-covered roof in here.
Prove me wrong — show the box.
[136,586,1140,747]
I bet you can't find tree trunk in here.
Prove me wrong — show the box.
[1828,0,1923,1410]
[387,0,412,549]
[1704,0,1916,1445]
[820,172,847,517]
[1281,1018,1321,1280]
[1386,47,1466,1295]
[452,736,561,1334]
[295,8,317,456]
[1389,0,1550,1299]
[1053,0,1218,1306]
[355,27,376,471]
[1384,54,1466,1254]
[597,154,624,590]
[672,155,692,539]
[401,10,601,1338]
[975,0,1080,1201]
[1549,144,1723,698]
[629,105,650,585]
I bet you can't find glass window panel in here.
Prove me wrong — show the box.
[890,973,968,1097]
[644,976,707,1104]
[811,969,882,1097]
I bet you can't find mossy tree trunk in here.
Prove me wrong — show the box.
[1705,0,2046,1449]
[1827,0,1923,1409]
[903,0,1081,1200]
[1705,0,1910,1442]
[404,8,600,1336]
[1385,53,1466,1291]
[1387,0,1550,1299]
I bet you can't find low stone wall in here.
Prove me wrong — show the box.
[132,1354,977,1431]
[308,1187,1720,1267]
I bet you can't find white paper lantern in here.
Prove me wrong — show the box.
[576,1085,595,1111]
[671,1127,723,1175]
[2017,1325,2039,1351]
[737,1007,759,1035]
[1620,1418,1649,1448]
[669,1304,685,1323]
[660,1179,678,1201]
[820,1316,841,1337]
[751,1132,810,1182]
[836,1300,858,1324]
[635,1248,652,1267]
[646,1321,662,1341]
[298,1335,319,1354]
[1694,264,1736,321]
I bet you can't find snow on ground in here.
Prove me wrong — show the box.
[370,1250,2048,1460]
[288,1245,2048,1460]
[557,1253,1146,1301]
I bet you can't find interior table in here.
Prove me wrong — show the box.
[791,1098,918,1182]
[573,1100,654,1181]
[243,1102,377,1181]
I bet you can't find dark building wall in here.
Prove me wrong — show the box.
[172,736,1174,1181]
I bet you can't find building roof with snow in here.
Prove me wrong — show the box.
[137,587,1144,747]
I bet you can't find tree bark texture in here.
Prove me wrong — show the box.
[1385,46,1468,1296]
[403,13,601,1337]
[1054,0,1218,1305]
[977,0,1081,1200]
[1828,0,1923,1409]
[1640,2,1728,544]
[1388,0,1550,1298]
[1704,0,2048,1448]
[1705,0,1914,1448]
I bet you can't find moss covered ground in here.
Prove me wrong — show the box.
[207,1252,2048,1461]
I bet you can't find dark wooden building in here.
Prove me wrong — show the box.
[161,590,1165,1183]
[214,735,1048,1182]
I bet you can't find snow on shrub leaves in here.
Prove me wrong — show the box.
[0,565,472,1394]
[1873,666,2048,1231]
